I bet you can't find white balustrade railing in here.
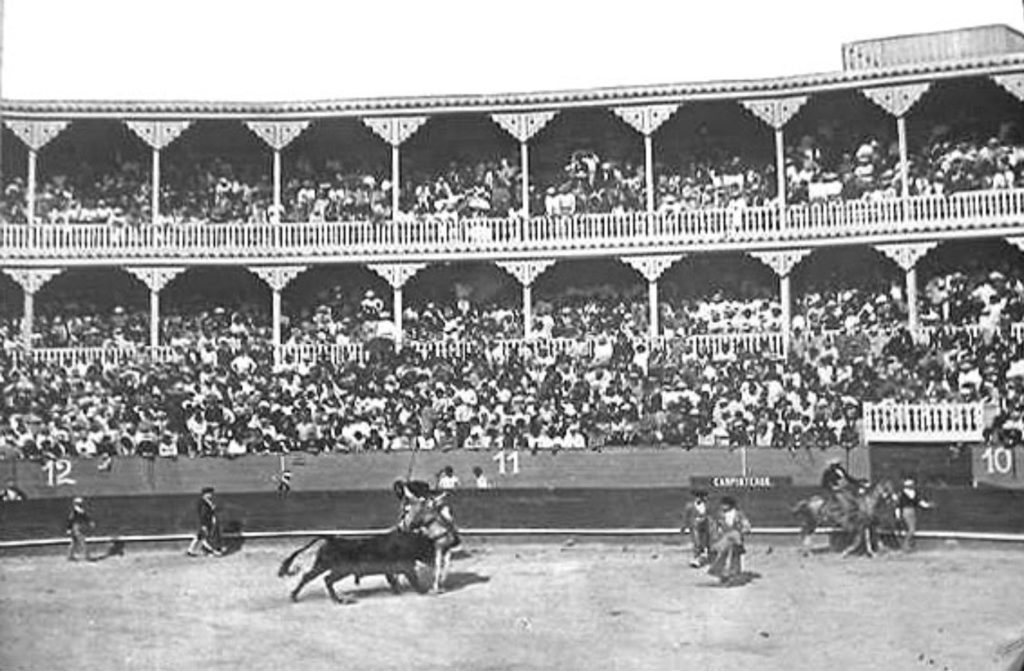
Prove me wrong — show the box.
[806,322,1024,347]
[685,332,786,358]
[12,332,790,368]
[9,323,1020,370]
[7,345,187,367]
[2,189,1022,262]
[862,402,988,443]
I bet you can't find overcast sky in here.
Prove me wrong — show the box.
[2,0,1023,101]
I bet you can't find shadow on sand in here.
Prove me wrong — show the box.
[698,571,763,588]
[220,520,247,556]
[86,539,126,562]
[326,570,491,604]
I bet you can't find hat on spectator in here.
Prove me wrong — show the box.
[201,486,215,495]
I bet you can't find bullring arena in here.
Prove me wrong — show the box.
[3,19,1024,671]
[2,539,1024,671]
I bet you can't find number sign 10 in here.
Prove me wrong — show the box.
[981,446,1014,476]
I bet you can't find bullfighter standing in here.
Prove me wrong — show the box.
[66,496,95,561]
[896,477,933,552]
[681,490,711,567]
[186,486,224,557]
[707,496,752,586]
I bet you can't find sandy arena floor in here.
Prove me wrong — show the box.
[1,539,1023,671]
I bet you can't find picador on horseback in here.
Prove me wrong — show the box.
[820,457,864,520]
[393,479,462,592]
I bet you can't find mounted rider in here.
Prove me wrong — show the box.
[393,479,458,537]
[821,457,863,519]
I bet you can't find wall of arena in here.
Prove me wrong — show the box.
[4,445,1024,542]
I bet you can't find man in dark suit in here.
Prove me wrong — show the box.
[187,487,224,557]
[681,490,711,567]
[66,496,95,561]
[896,477,933,552]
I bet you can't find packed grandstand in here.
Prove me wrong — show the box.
[1,27,1024,462]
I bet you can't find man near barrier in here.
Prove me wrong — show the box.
[187,487,224,557]
[896,477,933,552]
[66,496,95,561]
[681,490,711,567]
[707,496,752,586]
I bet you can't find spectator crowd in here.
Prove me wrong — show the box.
[2,259,1023,461]
[3,120,1020,226]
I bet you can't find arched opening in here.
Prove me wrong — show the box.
[34,119,150,224]
[2,125,30,223]
[530,108,644,215]
[1,274,24,345]
[282,118,389,222]
[792,246,903,332]
[34,268,146,347]
[162,120,269,224]
[161,267,270,346]
[403,261,520,342]
[654,101,775,211]
[918,238,1024,326]
[908,77,1023,196]
[660,253,777,334]
[282,265,391,344]
[402,114,519,218]
[533,258,646,339]
[785,89,897,203]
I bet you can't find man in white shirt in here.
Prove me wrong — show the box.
[437,466,460,490]
[472,466,491,489]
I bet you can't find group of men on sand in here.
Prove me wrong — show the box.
[679,458,933,582]
[681,491,752,585]
[62,458,929,569]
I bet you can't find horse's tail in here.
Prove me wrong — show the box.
[278,536,326,577]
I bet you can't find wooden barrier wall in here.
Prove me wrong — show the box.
[0,447,867,500]
[3,487,1024,543]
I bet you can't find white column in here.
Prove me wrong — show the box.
[27,148,37,224]
[749,250,810,357]
[273,148,282,222]
[125,267,184,350]
[149,289,160,349]
[648,279,659,341]
[271,289,283,349]
[393,286,404,348]
[391,145,401,217]
[906,266,918,331]
[644,134,655,213]
[523,284,533,338]
[151,148,161,225]
[366,262,426,352]
[520,141,529,218]
[4,268,63,348]
[780,274,792,355]
[22,291,34,347]
[897,115,909,199]
[247,266,307,362]
[874,244,934,334]
[774,128,786,207]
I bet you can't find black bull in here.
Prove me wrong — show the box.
[278,530,435,603]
